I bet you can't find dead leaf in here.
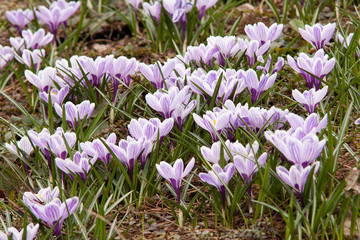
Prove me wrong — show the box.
[345,167,360,196]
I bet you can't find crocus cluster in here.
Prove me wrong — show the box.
[23,186,79,236]
[0,223,39,240]
[28,127,77,172]
[265,113,327,204]
[287,49,335,90]
[194,100,289,141]
[10,29,53,54]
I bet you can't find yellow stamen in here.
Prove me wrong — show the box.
[213,120,216,125]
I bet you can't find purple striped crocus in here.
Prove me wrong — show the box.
[6,9,34,34]
[0,45,14,70]
[80,133,117,164]
[48,129,77,159]
[241,69,277,103]
[25,67,65,92]
[238,38,270,66]
[292,86,328,114]
[21,28,54,49]
[54,100,95,130]
[199,163,235,212]
[143,1,161,22]
[207,36,241,66]
[139,60,176,90]
[287,49,335,90]
[200,140,232,165]
[39,86,70,106]
[265,130,326,167]
[15,49,45,71]
[196,0,218,20]
[277,162,320,206]
[128,118,174,142]
[0,223,39,240]
[245,22,283,46]
[23,188,79,237]
[193,110,231,141]
[108,137,143,182]
[299,23,336,50]
[56,151,97,181]
[156,158,195,204]
[36,0,80,37]
[286,113,328,135]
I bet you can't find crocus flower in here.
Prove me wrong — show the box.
[9,37,25,54]
[238,38,270,66]
[48,129,77,159]
[80,133,117,164]
[256,55,284,74]
[108,137,143,181]
[25,67,65,92]
[188,69,244,103]
[39,86,70,106]
[286,113,328,135]
[36,1,80,37]
[5,136,33,158]
[193,110,231,141]
[232,141,267,183]
[23,186,60,205]
[245,22,283,46]
[171,98,197,131]
[139,60,176,90]
[56,151,97,181]
[200,140,232,165]
[128,118,174,142]
[185,44,217,67]
[28,128,52,160]
[287,49,335,90]
[77,55,112,88]
[142,1,162,22]
[356,118,360,125]
[156,158,195,204]
[15,49,45,71]
[292,86,328,113]
[196,0,219,20]
[5,136,33,175]
[163,0,193,23]
[127,0,143,10]
[199,163,235,211]
[265,130,326,167]
[338,33,360,48]
[23,191,79,237]
[6,9,34,34]
[207,36,241,66]
[146,86,192,118]
[277,162,320,193]
[0,45,14,70]
[299,23,336,49]
[21,28,54,49]
[54,100,95,130]
[241,69,277,103]
[106,56,138,101]
[0,223,39,240]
